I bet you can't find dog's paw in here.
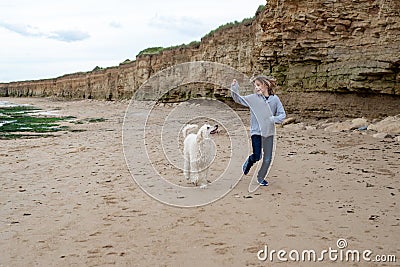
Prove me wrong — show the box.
[199,184,207,189]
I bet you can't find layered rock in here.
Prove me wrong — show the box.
[0,0,399,117]
[257,0,400,94]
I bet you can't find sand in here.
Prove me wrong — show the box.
[1,97,399,266]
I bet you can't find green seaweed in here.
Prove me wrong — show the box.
[1,133,57,140]
[0,105,73,139]
[86,118,106,123]
[72,117,107,124]
[0,105,39,115]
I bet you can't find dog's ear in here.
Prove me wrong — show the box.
[202,128,207,139]
[199,128,204,139]
[197,127,205,143]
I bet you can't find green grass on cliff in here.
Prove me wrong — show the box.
[202,15,257,39]
[135,4,265,58]
[203,4,265,38]
[137,41,201,57]
[137,47,165,56]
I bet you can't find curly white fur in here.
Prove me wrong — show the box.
[182,124,217,188]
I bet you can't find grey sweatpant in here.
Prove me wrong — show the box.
[258,135,274,181]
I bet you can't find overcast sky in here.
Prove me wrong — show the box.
[0,0,265,83]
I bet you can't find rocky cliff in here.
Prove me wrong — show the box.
[258,0,400,94]
[0,0,399,118]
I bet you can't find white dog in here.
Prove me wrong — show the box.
[182,123,218,188]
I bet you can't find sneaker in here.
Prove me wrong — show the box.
[259,180,269,186]
[242,158,252,175]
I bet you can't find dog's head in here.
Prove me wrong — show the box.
[197,124,218,140]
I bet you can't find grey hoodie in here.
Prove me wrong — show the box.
[230,82,286,137]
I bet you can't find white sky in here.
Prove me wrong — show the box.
[0,0,265,82]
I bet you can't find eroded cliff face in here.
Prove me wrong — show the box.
[258,0,400,94]
[0,0,399,103]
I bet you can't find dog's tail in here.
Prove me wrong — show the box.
[182,124,198,138]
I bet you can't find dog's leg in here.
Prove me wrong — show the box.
[198,168,208,189]
[183,154,190,181]
[190,161,199,185]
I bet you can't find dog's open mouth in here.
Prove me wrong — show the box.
[210,125,218,134]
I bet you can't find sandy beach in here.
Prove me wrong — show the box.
[1,97,399,266]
